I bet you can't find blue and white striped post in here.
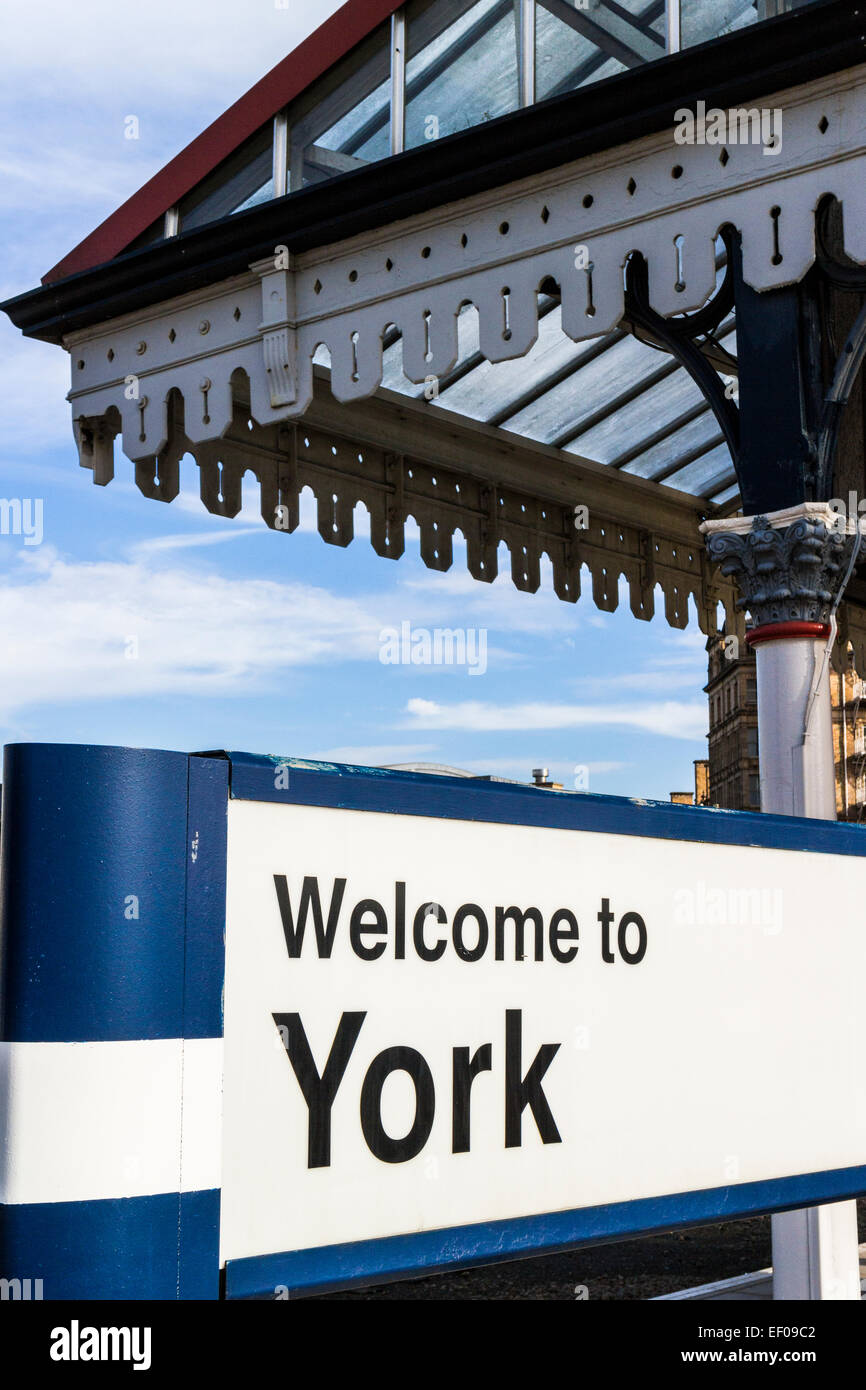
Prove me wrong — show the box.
[0,744,227,1299]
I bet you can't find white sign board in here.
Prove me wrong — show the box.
[219,768,866,1296]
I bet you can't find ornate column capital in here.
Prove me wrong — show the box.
[700,502,856,631]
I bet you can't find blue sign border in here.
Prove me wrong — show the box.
[225,1164,866,1299]
[226,750,866,857]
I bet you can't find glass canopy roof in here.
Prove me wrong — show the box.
[310,241,739,507]
[168,0,816,232]
[134,0,820,518]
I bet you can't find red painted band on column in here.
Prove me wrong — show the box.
[745,621,831,647]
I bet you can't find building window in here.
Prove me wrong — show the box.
[749,773,761,808]
[746,726,758,758]
[746,678,757,704]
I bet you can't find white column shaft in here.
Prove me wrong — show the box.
[756,633,861,1300]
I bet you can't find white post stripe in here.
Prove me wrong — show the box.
[0,1038,223,1204]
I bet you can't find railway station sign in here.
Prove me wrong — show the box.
[1,743,865,1299]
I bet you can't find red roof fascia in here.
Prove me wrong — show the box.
[43,0,403,285]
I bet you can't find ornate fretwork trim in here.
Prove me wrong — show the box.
[64,68,866,460]
[75,372,740,639]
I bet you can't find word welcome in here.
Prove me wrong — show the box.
[273,876,648,965]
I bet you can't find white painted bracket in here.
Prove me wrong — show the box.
[255,257,298,413]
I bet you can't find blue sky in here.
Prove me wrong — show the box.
[0,0,710,797]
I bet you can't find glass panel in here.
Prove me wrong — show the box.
[507,331,659,445]
[179,128,272,231]
[536,0,663,102]
[233,179,274,215]
[433,302,581,422]
[617,411,719,479]
[314,74,391,165]
[125,219,168,253]
[405,0,518,150]
[287,23,391,188]
[661,441,735,497]
[569,372,711,469]
[682,0,821,50]
[711,481,741,506]
[681,0,759,49]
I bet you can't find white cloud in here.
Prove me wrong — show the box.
[0,1,347,294]
[397,564,581,636]
[0,148,152,217]
[403,696,707,740]
[0,545,385,725]
[0,327,72,454]
[447,756,629,779]
[313,744,438,766]
[131,527,265,555]
[0,537,588,730]
[572,667,704,695]
[2,1,339,103]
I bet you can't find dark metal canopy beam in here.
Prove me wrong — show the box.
[730,234,817,515]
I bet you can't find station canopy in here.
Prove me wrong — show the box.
[5,0,865,660]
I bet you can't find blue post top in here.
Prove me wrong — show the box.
[0,743,227,1044]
